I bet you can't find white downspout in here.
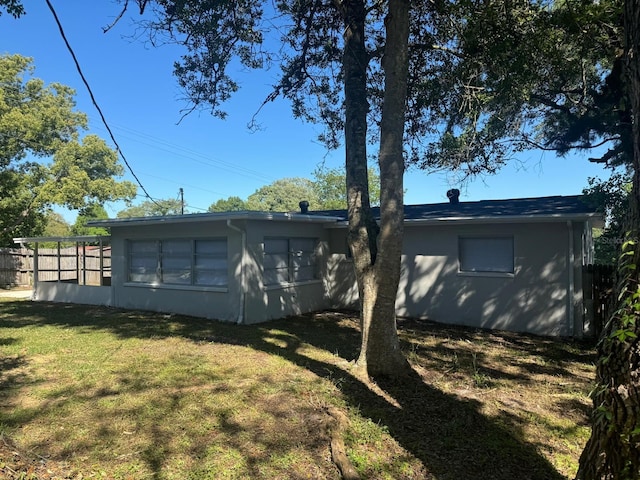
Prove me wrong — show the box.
[568,221,575,336]
[227,219,246,325]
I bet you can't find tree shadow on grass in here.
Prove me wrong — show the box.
[0,354,27,403]
[251,313,568,480]
[0,301,573,479]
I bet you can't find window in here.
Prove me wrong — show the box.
[161,240,191,284]
[459,237,514,274]
[194,239,228,286]
[128,238,227,287]
[264,237,317,285]
[129,240,158,283]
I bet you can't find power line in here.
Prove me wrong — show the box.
[90,120,277,183]
[2,134,213,212]
[134,170,229,197]
[125,192,210,213]
[44,0,160,208]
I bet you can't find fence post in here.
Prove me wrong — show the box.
[583,264,616,340]
[583,265,595,336]
[99,237,104,286]
[81,241,86,286]
[34,243,39,285]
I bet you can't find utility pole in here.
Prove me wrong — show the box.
[179,188,184,215]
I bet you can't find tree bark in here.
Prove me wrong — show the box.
[342,0,377,332]
[576,1,640,478]
[342,0,411,378]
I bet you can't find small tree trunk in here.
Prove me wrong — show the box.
[576,1,640,478]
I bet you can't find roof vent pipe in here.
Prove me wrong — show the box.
[447,189,460,204]
[299,201,309,214]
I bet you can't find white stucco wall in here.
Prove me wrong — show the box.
[107,218,333,324]
[34,282,112,307]
[243,220,331,323]
[326,220,589,337]
[29,214,592,337]
[109,220,240,322]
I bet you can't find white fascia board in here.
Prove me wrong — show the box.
[322,212,603,228]
[88,211,345,228]
[403,213,604,225]
[13,235,111,244]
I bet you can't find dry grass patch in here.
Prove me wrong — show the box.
[0,301,595,479]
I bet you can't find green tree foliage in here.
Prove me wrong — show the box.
[116,198,183,218]
[311,167,346,210]
[0,168,47,245]
[71,204,109,236]
[209,168,380,213]
[43,211,71,237]
[39,134,136,209]
[0,0,24,18]
[418,0,627,172]
[208,196,247,212]
[0,54,136,245]
[312,165,380,209]
[245,177,318,212]
[583,173,631,264]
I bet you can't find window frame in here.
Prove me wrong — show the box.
[263,237,319,287]
[127,237,228,289]
[458,236,515,277]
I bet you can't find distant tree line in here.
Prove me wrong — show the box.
[208,165,381,213]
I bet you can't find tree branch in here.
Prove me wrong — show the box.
[530,93,574,114]
[412,43,465,59]
[102,0,130,33]
[522,134,622,152]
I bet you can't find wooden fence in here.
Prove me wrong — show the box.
[583,264,616,339]
[0,245,112,287]
[35,246,111,285]
[0,248,33,287]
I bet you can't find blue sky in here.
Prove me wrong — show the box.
[1,1,613,221]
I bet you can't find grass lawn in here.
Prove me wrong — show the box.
[0,299,595,479]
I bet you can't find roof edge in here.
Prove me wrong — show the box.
[323,212,604,228]
[13,235,111,244]
[88,210,345,227]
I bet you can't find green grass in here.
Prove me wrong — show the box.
[0,300,595,479]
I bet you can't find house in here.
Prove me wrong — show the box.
[14,194,603,337]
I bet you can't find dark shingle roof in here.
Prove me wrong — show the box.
[309,195,600,222]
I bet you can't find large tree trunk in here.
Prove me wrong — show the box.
[342,0,377,327]
[342,0,411,378]
[576,1,640,478]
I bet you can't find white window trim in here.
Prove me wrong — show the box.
[263,279,323,291]
[123,281,228,293]
[457,270,515,279]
